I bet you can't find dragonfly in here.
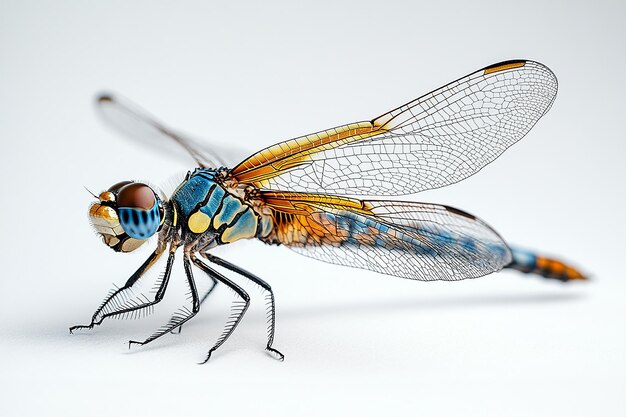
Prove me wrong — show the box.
[70,59,586,363]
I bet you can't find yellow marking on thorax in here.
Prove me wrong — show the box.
[188,211,211,234]
[213,196,247,229]
[220,209,258,243]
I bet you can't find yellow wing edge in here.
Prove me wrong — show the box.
[232,122,387,183]
[261,191,374,215]
[483,60,526,75]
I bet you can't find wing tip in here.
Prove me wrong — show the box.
[483,59,558,113]
[483,60,527,75]
[96,93,115,105]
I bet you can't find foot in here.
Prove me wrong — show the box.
[266,346,285,361]
[128,340,145,349]
[69,324,94,334]
[198,349,215,365]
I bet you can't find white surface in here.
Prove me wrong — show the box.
[1,1,625,416]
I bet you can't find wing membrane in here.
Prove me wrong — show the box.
[234,60,557,195]
[260,191,512,281]
[96,93,247,168]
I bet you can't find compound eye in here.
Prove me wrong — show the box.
[108,180,134,194]
[117,183,156,210]
[116,183,160,240]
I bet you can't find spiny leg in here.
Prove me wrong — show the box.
[203,253,284,361]
[172,257,219,334]
[70,246,168,332]
[129,255,200,347]
[191,238,220,307]
[199,274,219,306]
[193,240,220,306]
[192,255,250,364]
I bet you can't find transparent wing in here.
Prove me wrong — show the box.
[261,191,512,281]
[96,93,248,168]
[233,60,557,195]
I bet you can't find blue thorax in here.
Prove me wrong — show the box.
[172,168,220,218]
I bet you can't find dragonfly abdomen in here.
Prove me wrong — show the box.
[506,246,586,281]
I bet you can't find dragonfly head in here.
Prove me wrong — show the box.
[88,181,164,252]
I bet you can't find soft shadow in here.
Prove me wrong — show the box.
[13,292,586,344]
[250,292,586,322]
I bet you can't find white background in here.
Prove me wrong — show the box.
[1,1,625,416]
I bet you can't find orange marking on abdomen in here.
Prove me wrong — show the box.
[536,256,587,281]
[535,256,549,270]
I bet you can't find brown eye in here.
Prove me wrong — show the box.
[108,180,134,194]
[117,183,156,210]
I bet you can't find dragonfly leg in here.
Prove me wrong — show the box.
[69,244,173,333]
[203,253,284,361]
[195,239,220,306]
[199,274,219,306]
[129,254,200,347]
[172,240,219,334]
[191,255,250,364]
[171,274,217,334]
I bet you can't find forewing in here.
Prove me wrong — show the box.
[233,60,557,195]
[261,192,512,281]
[96,93,247,168]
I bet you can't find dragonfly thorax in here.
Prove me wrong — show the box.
[170,168,270,246]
